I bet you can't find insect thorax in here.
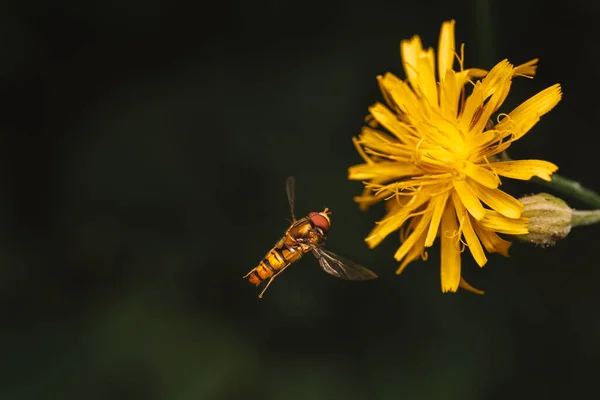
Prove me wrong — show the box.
[287,218,326,246]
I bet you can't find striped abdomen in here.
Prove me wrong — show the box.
[247,239,305,285]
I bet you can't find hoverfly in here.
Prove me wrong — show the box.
[244,176,378,298]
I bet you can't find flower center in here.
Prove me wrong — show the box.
[412,138,470,177]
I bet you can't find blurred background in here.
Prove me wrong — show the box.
[1,0,598,398]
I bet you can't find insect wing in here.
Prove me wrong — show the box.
[312,246,378,280]
[286,176,296,221]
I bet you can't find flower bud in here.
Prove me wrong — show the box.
[516,193,573,247]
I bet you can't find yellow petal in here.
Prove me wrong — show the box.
[369,102,416,141]
[513,59,538,78]
[468,60,514,134]
[473,223,511,257]
[467,128,499,151]
[469,180,523,219]
[479,60,514,99]
[378,73,411,118]
[425,191,450,247]
[479,137,513,159]
[401,36,438,106]
[458,81,483,132]
[459,60,513,133]
[382,74,431,128]
[421,119,463,149]
[400,34,424,87]
[452,191,487,267]
[462,216,487,267]
[479,210,529,235]
[437,20,455,82]
[491,160,558,182]
[494,84,562,141]
[455,68,488,88]
[463,161,500,189]
[394,210,432,262]
[459,277,484,295]
[352,136,373,164]
[470,78,512,135]
[453,179,486,220]
[439,68,460,120]
[396,227,427,274]
[366,195,428,248]
[356,126,414,157]
[348,161,422,180]
[377,73,401,111]
[440,203,461,292]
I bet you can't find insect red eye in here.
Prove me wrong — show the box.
[309,212,330,233]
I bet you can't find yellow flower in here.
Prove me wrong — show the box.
[348,20,562,294]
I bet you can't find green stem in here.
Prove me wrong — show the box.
[571,210,600,227]
[532,175,600,209]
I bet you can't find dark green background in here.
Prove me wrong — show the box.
[1,0,598,398]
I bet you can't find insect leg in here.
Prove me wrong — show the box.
[258,264,291,299]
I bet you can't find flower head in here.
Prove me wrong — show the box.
[348,20,562,293]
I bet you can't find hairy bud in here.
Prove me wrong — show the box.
[516,193,573,247]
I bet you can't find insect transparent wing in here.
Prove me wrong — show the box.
[286,176,296,221]
[312,246,378,280]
